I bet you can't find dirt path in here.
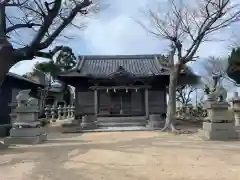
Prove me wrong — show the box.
[0,131,240,180]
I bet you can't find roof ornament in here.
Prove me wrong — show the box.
[108,66,135,84]
[148,71,153,76]
[109,66,134,78]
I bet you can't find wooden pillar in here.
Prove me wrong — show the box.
[145,88,149,119]
[94,90,98,115]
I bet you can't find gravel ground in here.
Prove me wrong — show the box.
[0,131,240,180]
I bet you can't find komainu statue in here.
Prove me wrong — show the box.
[16,89,39,108]
[28,97,39,107]
[204,75,227,102]
[16,89,31,107]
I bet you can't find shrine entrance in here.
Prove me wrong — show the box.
[93,86,148,117]
[107,89,144,116]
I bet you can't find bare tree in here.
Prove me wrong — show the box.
[140,0,240,132]
[176,84,197,106]
[201,56,237,91]
[201,56,227,85]
[0,0,99,84]
[229,30,240,48]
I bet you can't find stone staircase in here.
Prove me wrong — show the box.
[97,116,147,128]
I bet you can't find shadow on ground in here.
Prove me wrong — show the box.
[1,132,240,156]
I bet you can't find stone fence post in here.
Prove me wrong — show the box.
[71,105,75,118]
[67,105,71,118]
[57,105,62,120]
[44,105,51,120]
[63,105,67,119]
[51,105,56,122]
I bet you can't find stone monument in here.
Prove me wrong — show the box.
[4,90,47,145]
[199,78,238,140]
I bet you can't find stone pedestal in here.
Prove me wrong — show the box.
[9,102,17,124]
[4,90,47,145]
[4,127,47,145]
[146,114,164,129]
[232,97,240,127]
[204,101,233,123]
[199,122,238,140]
[199,100,238,140]
[81,115,97,129]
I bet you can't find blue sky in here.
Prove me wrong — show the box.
[9,0,240,77]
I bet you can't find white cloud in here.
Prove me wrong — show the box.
[83,14,167,55]
[10,0,240,75]
[10,57,49,75]
[81,0,238,56]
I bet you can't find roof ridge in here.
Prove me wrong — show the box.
[77,56,86,73]
[154,55,163,70]
[78,54,163,60]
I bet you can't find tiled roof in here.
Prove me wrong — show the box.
[75,54,169,77]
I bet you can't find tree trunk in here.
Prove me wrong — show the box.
[0,38,14,85]
[162,64,181,132]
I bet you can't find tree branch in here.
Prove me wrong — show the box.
[39,0,92,49]
[3,0,28,6]
[29,0,62,49]
[6,23,41,33]
[12,0,92,62]
[142,0,240,65]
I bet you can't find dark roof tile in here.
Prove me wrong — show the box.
[76,54,166,77]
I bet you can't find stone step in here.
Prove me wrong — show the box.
[97,117,147,124]
[97,120,146,124]
[64,126,162,133]
[98,122,146,127]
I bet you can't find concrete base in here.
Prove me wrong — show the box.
[60,119,81,133]
[146,121,164,128]
[71,119,80,125]
[81,122,97,129]
[198,122,239,140]
[4,133,47,145]
[235,125,240,131]
[81,115,97,129]
[146,114,164,128]
[0,142,8,149]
